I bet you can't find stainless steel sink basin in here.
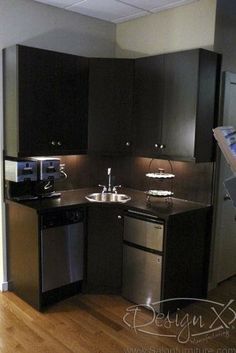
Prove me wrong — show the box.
[85,193,131,203]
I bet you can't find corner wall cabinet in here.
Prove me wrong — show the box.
[3,45,89,157]
[88,58,134,155]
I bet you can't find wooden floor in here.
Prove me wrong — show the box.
[0,277,235,353]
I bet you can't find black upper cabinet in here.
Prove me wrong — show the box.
[3,45,220,161]
[88,58,134,155]
[133,55,165,156]
[4,45,89,157]
[160,50,199,160]
[134,49,221,162]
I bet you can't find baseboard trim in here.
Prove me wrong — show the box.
[0,281,8,292]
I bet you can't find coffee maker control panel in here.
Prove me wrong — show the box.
[31,157,61,180]
[5,160,37,182]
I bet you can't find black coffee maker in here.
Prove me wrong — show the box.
[5,157,62,200]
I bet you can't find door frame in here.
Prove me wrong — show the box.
[210,71,236,289]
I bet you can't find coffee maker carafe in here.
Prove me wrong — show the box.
[32,157,61,198]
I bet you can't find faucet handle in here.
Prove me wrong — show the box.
[112,185,122,193]
[98,184,107,193]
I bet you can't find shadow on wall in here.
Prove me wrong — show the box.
[115,43,215,59]
[115,44,147,58]
[20,29,115,58]
[57,155,214,205]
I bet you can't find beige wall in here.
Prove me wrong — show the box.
[0,0,116,290]
[116,0,216,58]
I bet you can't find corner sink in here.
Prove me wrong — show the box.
[85,193,131,203]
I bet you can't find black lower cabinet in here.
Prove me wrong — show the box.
[7,203,41,310]
[121,207,212,314]
[162,208,212,313]
[84,205,123,294]
[6,198,212,313]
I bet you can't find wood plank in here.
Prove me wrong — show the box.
[0,277,235,353]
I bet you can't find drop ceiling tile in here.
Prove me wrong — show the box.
[34,0,85,9]
[67,0,148,22]
[120,0,198,12]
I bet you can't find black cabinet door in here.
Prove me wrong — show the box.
[88,58,134,155]
[133,49,220,162]
[4,45,88,157]
[85,206,123,293]
[162,208,212,313]
[161,50,199,160]
[133,55,165,157]
[161,49,220,162]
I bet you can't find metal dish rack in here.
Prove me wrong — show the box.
[145,160,175,206]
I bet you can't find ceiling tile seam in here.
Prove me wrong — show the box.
[65,0,88,10]
[115,0,153,14]
[63,0,152,15]
[113,0,199,15]
[113,11,150,23]
[147,0,199,13]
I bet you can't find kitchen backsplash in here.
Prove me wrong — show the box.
[56,155,214,205]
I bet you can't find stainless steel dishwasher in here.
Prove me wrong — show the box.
[122,210,164,309]
[41,208,84,293]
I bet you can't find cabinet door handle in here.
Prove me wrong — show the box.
[57,141,62,146]
[51,140,56,146]
[154,143,166,149]
[117,215,122,220]
[125,141,131,147]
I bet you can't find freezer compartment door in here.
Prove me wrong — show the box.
[124,216,164,251]
[41,223,84,293]
[122,244,162,310]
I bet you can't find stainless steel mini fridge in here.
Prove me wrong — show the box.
[122,210,164,310]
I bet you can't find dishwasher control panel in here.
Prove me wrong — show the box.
[41,208,84,229]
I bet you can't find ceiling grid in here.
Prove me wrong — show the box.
[33,0,199,23]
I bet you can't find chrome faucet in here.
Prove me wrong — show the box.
[112,184,122,193]
[98,168,112,193]
[107,167,112,192]
[98,167,122,193]
[98,184,107,193]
